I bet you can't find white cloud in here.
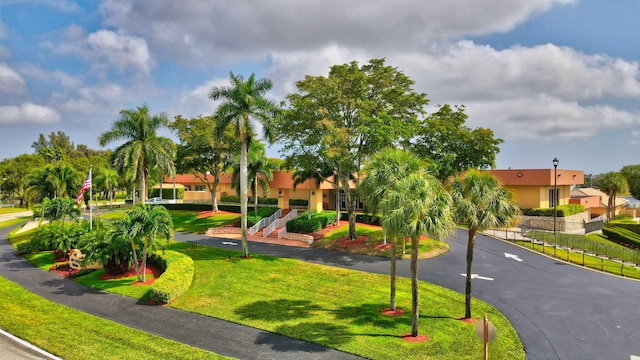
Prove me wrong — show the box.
[171,78,230,118]
[99,0,574,64]
[0,103,60,124]
[55,27,152,75]
[0,63,26,93]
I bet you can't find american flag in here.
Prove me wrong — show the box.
[76,171,92,204]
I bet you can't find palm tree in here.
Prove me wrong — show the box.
[449,170,519,319]
[209,72,281,257]
[292,168,325,220]
[112,204,173,282]
[232,142,277,216]
[360,148,425,312]
[382,170,455,337]
[98,104,175,204]
[94,168,119,208]
[598,172,629,220]
[47,164,82,198]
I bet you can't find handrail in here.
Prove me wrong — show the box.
[270,209,298,239]
[249,208,283,236]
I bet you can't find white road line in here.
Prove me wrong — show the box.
[504,252,523,262]
[460,273,494,281]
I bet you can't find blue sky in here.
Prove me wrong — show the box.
[1,0,639,176]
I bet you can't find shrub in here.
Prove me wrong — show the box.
[340,212,382,226]
[149,187,184,200]
[521,204,585,218]
[602,227,640,249]
[148,250,194,304]
[286,217,323,233]
[247,215,262,227]
[608,220,640,235]
[289,199,309,206]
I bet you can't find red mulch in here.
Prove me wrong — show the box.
[99,264,163,281]
[376,243,392,250]
[402,334,430,343]
[49,263,76,277]
[381,308,405,316]
[459,317,479,324]
[305,220,350,240]
[337,235,367,247]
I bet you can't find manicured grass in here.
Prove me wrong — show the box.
[75,268,154,300]
[164,242,524,360]
[171,210,240,233]
[97,211,128,220]
[0,207,28,214]
[514,240,640,279]
[0,276,228,360]
[313,224,450,259]
[0,217,29,229]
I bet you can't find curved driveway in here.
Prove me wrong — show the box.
[181,229,640,360]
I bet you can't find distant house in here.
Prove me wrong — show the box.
[570,187,629,218]
[486,169,585,210]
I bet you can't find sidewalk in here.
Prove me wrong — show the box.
[0,224,361,360]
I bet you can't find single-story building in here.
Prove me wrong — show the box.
[570,187,628,218]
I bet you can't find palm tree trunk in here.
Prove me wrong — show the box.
[307,182,312,220]
[410,234,420,337]
[465,229,476,319]
[240,129,249,258]
[254,179,259,217]
[212,176,220,212]
[139,173,145,204]
[130,239,142,282]
[141,243,148,282]
[390,234,397,311]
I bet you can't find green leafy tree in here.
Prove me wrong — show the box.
[385,171,455,337]
[360,148,426,312]
[599,172,629,220]
[31,131,75,163]
[620,165,640,199]
[0,154,46,206]
[98,105,176,204]
[79,219,133,275]
[209,72,282,257]
[279,58,428,240]
[405,104,503,181]
[25,164,81,202]
[170,115,240,211]
[449,170,519,319]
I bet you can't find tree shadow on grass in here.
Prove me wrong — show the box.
[265,321,353,350]
[235,299,324,321]
[333,302,409,329]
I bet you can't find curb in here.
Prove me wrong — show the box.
[0,328,62,360]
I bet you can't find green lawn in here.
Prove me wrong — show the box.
[0,276,228,360]
[313,224,450,258]
[0,207,28,214]
[0,217,29,229]
[160,241,523,360]
[171,210,240,233]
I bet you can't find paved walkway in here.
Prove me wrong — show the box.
[0,223,361,360]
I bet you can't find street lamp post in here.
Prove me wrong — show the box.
[553,157,559,257]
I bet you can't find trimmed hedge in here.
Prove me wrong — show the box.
[148,250,194,304]
[149,188,184,199]
[602,227,640,249]
[220,196,278,205]
[286,217,323,233]
[289,199,309,206]
[608,221,640,235]
[521,204,585,218]
[340,212,382,226]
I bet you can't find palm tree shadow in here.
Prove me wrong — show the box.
[333,302,409,330]
[235,299,324,321]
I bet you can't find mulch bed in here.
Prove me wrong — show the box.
[197,210,236,218]
[459,317,479,324]
[381,308,405,316]
[337,235,367,247]
[402,334,429,342]
[49,261,163,285]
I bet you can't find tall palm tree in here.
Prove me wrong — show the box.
[98,104,175,204]
[47,164,82,198]
[598,172,629,220]
[292,167,326,220]
[449,170,519,319]
[360,148,425,312]
[382,170,455,337]
[94,168,119,208]
[209,72,281,257]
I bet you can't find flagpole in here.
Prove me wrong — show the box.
[89,165,93,231]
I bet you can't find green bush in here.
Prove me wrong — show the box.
[315,211,337,227]
[148,250,194,304]
[286,217,323,233]
[521,204,585,217]
[149,188,184,200]
[247,215,262,227]
[340,212,382,226]
[220,196,278,205]
[602,227,640,249]
[289,199,309,206]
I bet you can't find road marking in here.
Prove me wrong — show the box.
[461,273,494,281]
[504,253,523,262]
[222,241,237,246]
[630,355,640,360]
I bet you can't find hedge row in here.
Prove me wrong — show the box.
[220,196,278,205]
[148,250,194,304]
[602,227,640,249]
[340,212,382,226]
[290,199,308,206]
[149,188,184,199]
[521,204,585,218]
[608,219,640,235]
[286,211,336,233]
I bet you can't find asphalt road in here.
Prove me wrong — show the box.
[180,230,640,360]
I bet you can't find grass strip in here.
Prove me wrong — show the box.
[171,210,239,233]
[0,276,229,360]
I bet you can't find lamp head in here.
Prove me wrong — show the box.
[552,157,559,167]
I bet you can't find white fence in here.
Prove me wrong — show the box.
[248,208,282,236]
[263,209,298,238]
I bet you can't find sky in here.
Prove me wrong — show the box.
[1,0,640,176]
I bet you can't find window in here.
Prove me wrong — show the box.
[195,185,205,192]
[549,188,559,207]
[184,185,191,191]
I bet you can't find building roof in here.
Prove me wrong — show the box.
[571,187,629,208]
[487,169,584,186]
